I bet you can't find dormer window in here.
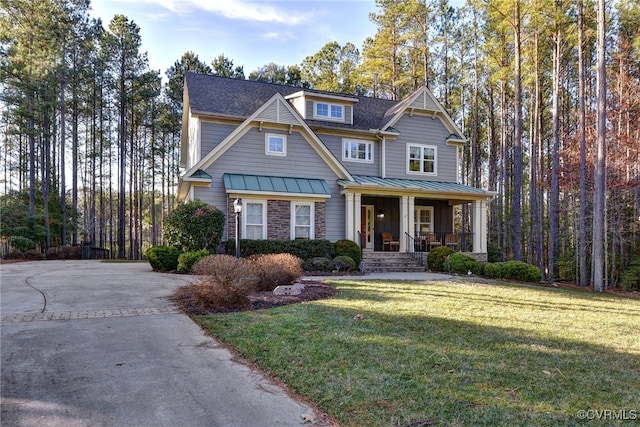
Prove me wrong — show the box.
[314,101,343,121]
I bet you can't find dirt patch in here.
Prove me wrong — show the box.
[173,280,338,316]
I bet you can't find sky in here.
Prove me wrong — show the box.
[89,0,383,78]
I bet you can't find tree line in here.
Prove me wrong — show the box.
[1,0,638,290]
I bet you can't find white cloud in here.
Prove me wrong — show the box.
[108,0,312,25]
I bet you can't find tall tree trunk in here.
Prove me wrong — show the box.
[60,71,67,246]
[577,0,589,287]
[512,0,523,261]
[592,0,607,292]
[549,4,562,282]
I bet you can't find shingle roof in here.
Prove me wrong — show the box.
[185,73,398,131]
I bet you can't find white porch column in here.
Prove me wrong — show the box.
[345,192,354,242]
[354,193,362,245]
[408,196,415,252]
[472,200,488,253]
[399,196,409,252]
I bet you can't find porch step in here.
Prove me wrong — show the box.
[361,252,425,273]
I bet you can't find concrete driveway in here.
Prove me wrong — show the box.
[1,260,320,427]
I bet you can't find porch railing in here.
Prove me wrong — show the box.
[412,232,475,253]
[405,232,424,265]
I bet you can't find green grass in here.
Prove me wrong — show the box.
[197,279,640,426]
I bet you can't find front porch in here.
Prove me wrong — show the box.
[339,176,492,260]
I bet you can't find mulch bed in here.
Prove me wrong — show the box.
[173,280,339,316]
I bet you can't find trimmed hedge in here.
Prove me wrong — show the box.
[333,240,362,266]
[427,246,455,272]
[146,245,180,271]
[225,239,334,260]
[445,253,481,275]
[331,255,357,272]
[303,257,331,272]
[484,261,542,282]
[177,249,211,273]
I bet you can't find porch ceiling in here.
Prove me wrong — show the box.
[338,175,493,201]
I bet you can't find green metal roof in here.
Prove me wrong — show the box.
[339,175,488,196]
[223,173,331,196]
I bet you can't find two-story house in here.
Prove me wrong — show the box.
[178,72,493,260]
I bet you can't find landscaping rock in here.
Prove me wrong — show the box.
[273,284,305,296]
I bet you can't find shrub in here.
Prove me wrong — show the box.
[3,249,23,260]
[190,255,260,309]
[224,239,333,260]
[303,257,331,272]
[177,249,210,273]
[146,245,180,271]
[250,253,304,291]
[333,240,362,267]
[445,253,481,275]
[61,245,81,259]
[46,247,64,260]
[487,242,503,263]
[427,246,455,272]
[331,255,356,272]
[619,258,640,291]
[9,236,35,252]
[23,249,44,260]
[164,200,225,252]
[484,261,542,282]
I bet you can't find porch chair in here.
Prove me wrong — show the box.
[445,233,459,250]
[382,232,400,251]
[427,233,442,251]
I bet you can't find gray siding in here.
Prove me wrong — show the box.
[319,134,380,176]
[199,127,345,241]
[385,114,458,182]
[200,122,236,157]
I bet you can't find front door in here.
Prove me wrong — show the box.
[361,205,374,250]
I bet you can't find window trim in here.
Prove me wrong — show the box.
[313,101,344,121]
[407,143,437,176]
[342,139,374,164]
[290,201,314,240]
[414,206,435,236]
[265,133,287,157]
[242,200,267,240]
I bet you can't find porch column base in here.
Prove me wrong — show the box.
[472,200,488,253]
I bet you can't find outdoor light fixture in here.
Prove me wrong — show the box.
[377,209,385,219]
[233,198,242,258]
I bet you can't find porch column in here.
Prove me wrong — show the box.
[345,192,354,242]
[472,200,488,253]
[354,193,362,245]
[399,196,409,252]
[408,196,415,252]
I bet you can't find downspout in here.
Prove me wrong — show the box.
[375,131,385,178]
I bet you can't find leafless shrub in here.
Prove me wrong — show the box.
[250,253,304,291]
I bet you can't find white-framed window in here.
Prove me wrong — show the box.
[291,202,314,240]
[265,133,286,156]
[342,139,373,163]
[243,200,266,239]
[314,101,343,120]
[414,206,434,236]
[407,144,437,175]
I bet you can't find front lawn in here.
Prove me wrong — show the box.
[197,279,640,426]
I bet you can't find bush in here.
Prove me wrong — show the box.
[164,200,225,252]
[190,255,260,309]
[224,239,333,260]
[46,247,64,260]
[331,255,356,272]
[177,249,210,273]
[23,249,44,260]
[3,249,23,260]
[61,245,81,259]
[333,240,362,267]
[557,252,576,281]
[619,258,640,291]
[146,245,180,271]
[250,253,304,291]
[427,246,455,272]
[484,261,542,282]
[487,242,503,263]
[445,253,481,275]
[303,257,331,272]
[9,236,35,252]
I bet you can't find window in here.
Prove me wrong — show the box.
[414,206,434,236]
[407,144,437,175]
[291,202,314,239]
[314,101,343,120]
[343,139,373,163]
[243,201,266,239]
[266,134,286,156]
